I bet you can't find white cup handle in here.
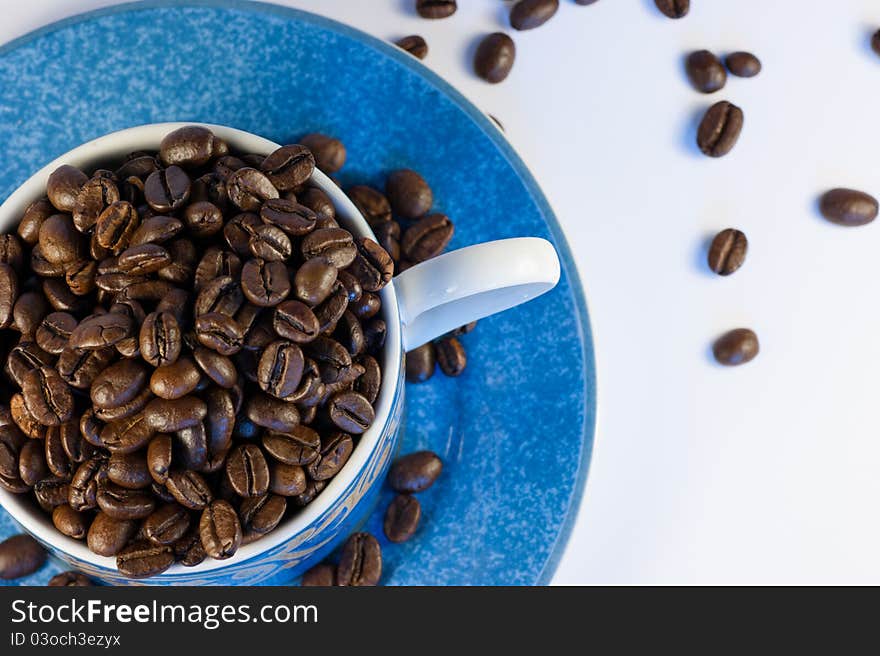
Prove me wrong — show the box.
[393,237,561,351]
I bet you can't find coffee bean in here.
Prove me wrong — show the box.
[355,355,382,405]
[268,461,306,497]
[39,214,82,265]
[402,213,453,262]
[140,311,182,367]
[15,440,46,487]
[194,248,242,292]
[66,259,98,296]
[239,494,286,535]
[91,360,148,410]
[34,477,70,509]
[223,212,262,255]
[373,221,401,262]
[416,0,456,19]
[314,284,350,334]
[299,187,337,226]
[300,563,336,586]
[293,258,336,306]
[435,336,467,376]
[306,336,353,383]
[47,165,88,213]
[95,201,140,254]
[307,432,354,481]
[175,422,208,471]
[116,154,160,180]
[18,199,53,245]
[149,357,200,400]
[225,444,270,497]
[697,101,744,158]
[173,529,207,566]
[0,534,46,579]
[200,499,242,559]
[57,346,114,389]
[35,312,76,354]
[130,215,184,246]
[347,186,391,227]
[349,238,394,292]
[274,300,320,343]
[87,512,137,556]
[260,145,315,192]
[117,243,171,275]
[166,470,213,510]
[48,571,93,586]
[143,503,190,545]
[97,482,155,520]
[336,270,363,304]
[245,393,301,433]
[144,396,207,433]
[384,494,421,543]
[160,125,222,168]
[475,33,516,84]
[406,343,436,382]
[819,188,878,227]
[395,36,429,62]
[256,340,305,399]
[336,532,381,586]
[301,228,357,268]
[261,198,317,236]
[389,451,442,493]
[249,224,292,262]
[100,413,155,454]
[195,276,244,317]
[145,166,191,213]
[328,391,375,434]
[193,347,238,388]
[510,0,559,31]
[654,0,688,18]
[12,291,48,336]
[50,505,87,540]
[707,228,748,275]
[261,426,321,466]
[299,134,346,175]
[70,312,133,350]
[292,479,326,507]
[74,176,120,233]
[713,328,759,366]
[147,434,172,485]
[686,50,726,93]
[227,167,279,211]
[44,424,73,477]
[107,451,151,489]
[22,366,73,426]
[726,51,761,78]
[241,258,291,308]
[116,540,174,578]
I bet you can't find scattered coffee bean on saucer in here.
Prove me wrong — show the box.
[474,33,516,84]
[697,101,744,157]
[654,0,689,19]
[726,52,762,78]
[872,30,880,57]
[819,188,878,227]
[707,229,747,276]
[510,0,559,31]
[686,50,727,93]
[395,35,428,60]
[416,0,457,19]
[713,328,759,366]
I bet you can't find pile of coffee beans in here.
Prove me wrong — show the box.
[301,449,443,586]
[0,125,396,578]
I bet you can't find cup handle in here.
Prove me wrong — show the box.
[393,237,561,351]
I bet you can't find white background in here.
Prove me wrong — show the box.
[5,0,880,584]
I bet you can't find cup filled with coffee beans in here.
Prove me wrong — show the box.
[0,123,559,584]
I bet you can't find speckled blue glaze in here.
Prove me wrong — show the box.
[0,1,596,586]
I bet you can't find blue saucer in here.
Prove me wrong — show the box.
[0,0,596,585]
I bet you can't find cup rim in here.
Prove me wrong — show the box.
[0,122,403,577]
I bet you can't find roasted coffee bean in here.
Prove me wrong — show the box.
[94,386,152,424]
[160,125,222,168]
[726,51,761,77]
[245,392,300,433]
[686,50,727,93]
[65,259,98,295]
[49,571,93,586]
[95,201,139,254]
[91,360,148,410]
[435,336,467,376]
[194,248,242,292]
[355,356,382,405]
[52,505,88,539]
[402,213,453,262]
[306,336,353,384]
[144,396,207,433]
[130,215,184,246]
[273,300,320,343]
[22,366,73,426]
[241,258,290,307]
[213,155,246,180]
[116,279,176,303]
[321,362,364,400]
[155,290,190,331]
[39,214,82,265]
[140,311,182,367]
[334,271,361,305]
[193,347,237,388]
[0,234,24,271]
[707,228,748,275]
[57,346,114,389]
[166,470,213,510]
[147,434,172,484]
[333,311,365,357]
[260,145,315,192]
[389,451,442,493]
[475,33,516,83]
[70,312,132,350]
[347,185,392,227]
[116,540,174,578]
[224,444,270,497]
[819,188,878,227]
[34,477,70,509]
[97,482,155,520]
[87,512,137,556]
[239,494,286,535]
[47,165,88,213]
[416,0,456,18]
[95,272,147,293]
[336,532,381,586]
[195,312,244,356]
[655,0,688,18]
[150,357,201,400]
[697,101,744,158]
[257,340,305,399]
[18,199,55,245]
[107,451,151,489]
[349,238,394,292]
[13,291,49,336]
[292,478,325,508]
[292,258,336,306]
[173,529,207,566]
[299,187,336,225]
[384,494,421,543]
[190,173,230,210]
[223,212,261,255]
[196,276,244,317]
[301,563,336,586]
[873,31,880,58]
[11,393,46,439]
[117,244,171,275]
[298,134,346,175]
[313,283,349,333]
[44,425,72,477]
[182,201,223,238]
[199,500,242,560]
[117,154,160,180]
[145,166,191,213]
[17,440,48,486]
[74,176,120,232]
[307,432,354,481]
[510,0,558,31]
[43,278,87,313]
[405,343,436,384]
[143,503,190,545]
[269,461,307,496]
[261,198,317,236]
[350,292,381,321]
[227,167,279,211]
[0,264,18,330]
[395,34,428,59]
[249,224,292,262]
[31,245,65,277]
[328,391,374,434]
[100,413,155,454]
[35,312,76,355]
[175,423,208,471]
[262,426,320,466]
[68,458,105,512]
[0,534,46,579]
[713,328,759,366]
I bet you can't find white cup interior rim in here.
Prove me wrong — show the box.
[0,122,403,577]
